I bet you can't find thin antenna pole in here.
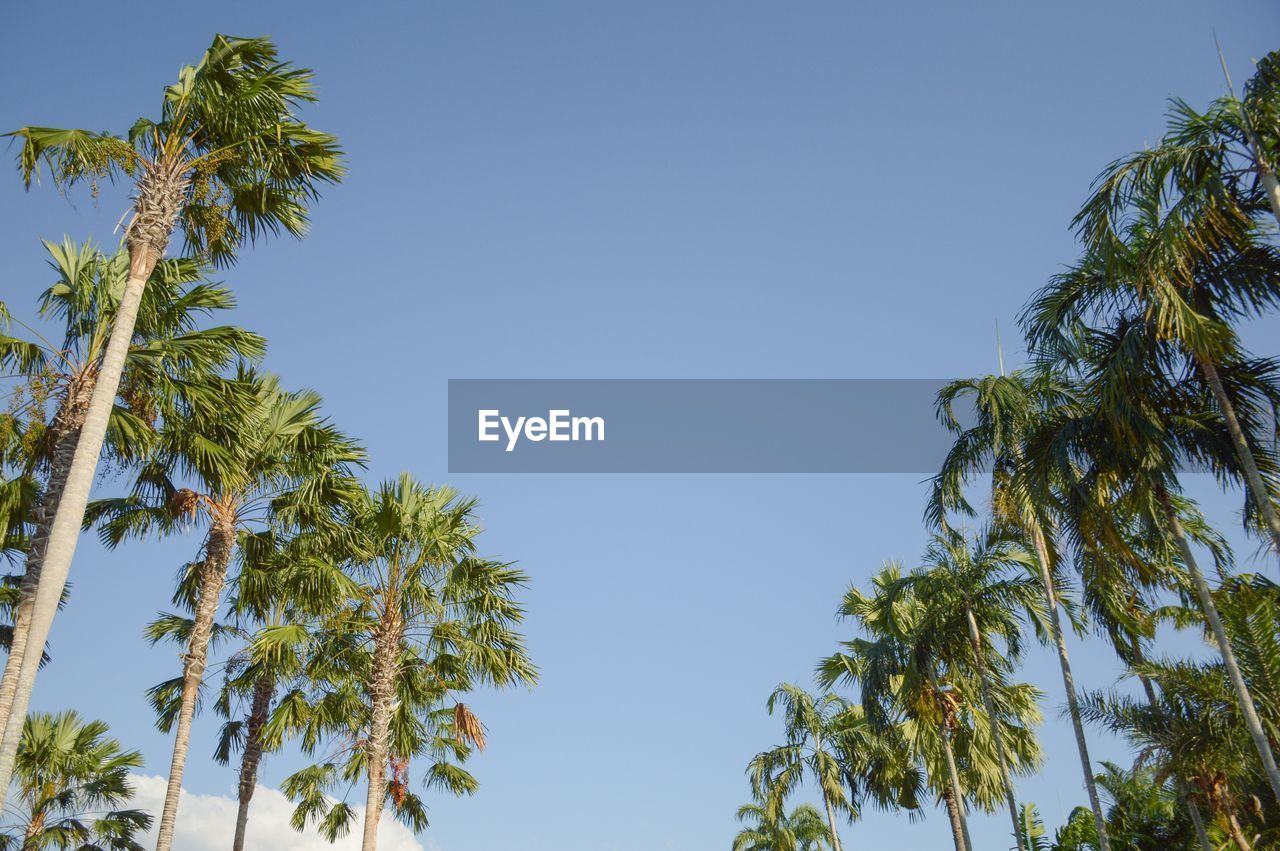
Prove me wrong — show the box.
[996,320,1006,377]
[1214,30,1237,96]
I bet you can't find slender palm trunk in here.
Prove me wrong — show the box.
[1226,810,1255,851]
[1158,486,1280,806]
[362,612,402,851]
[231,674,275,851]
[154,509,236,851]
[24,806,46,845]
[938,729,970,851]
[819,789,843,851]
[926,664,971,851]
[1132,648,1214,851]
[1024,517,1112,851]
[1197,358,1280,560]
[0,247,158,810]
[1261,170,1280,230]
[1241,121,1280,230]
[0,159,188,807]
[1180,782,1215,851]
[964,603,1026,851]
[0,370,95,734]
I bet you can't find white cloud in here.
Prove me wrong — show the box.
[128,774,430,851]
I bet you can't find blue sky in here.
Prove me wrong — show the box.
[3,3,1280,850]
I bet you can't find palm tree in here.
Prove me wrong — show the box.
[0,238,263,773]
[89,374,364,851]
[898,527,1047,851]
[0,710,150,850]
[279,474,537,851]
[1061,112,1280,562]
[1022,311,1280,807]
[747,686,856,851]
[145,528,351,851]
[929,371,1114,851]
[1049,471,1223,851]
[1016,803,1052,851]
[1051,763,1201,851]
[1082,657,1266,851]
[819,565,1042,851]
[0,33,343,803]
[732,803,834,851]
[224,530,355,851]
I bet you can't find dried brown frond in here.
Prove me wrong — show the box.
[170,488,200,520]
[389,755,410,806]
[454,702,486,751]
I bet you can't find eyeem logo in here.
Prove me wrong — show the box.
[478,409,606,452]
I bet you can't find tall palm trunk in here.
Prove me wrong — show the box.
[362,612,402,851]
[1226,810,1255,851]
[1238,112,1280,230]
[1131,644,1214,851]
[23,806,46,845]
[1157,486,1280,806]
[963,603,1026,851]
[0,159,188,809]
[938,728,970,851]
[1024,517,1112,851]
[0,369,95,735]
[819,788,843,851]
[1261,171,1280,230]
[1196,358,1280,560]
[154,507,236,851]
[926,665,971,851]
[231,674,276,851]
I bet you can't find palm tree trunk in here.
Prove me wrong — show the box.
[1181,784,1214,851]
[1157,486,1280,806]
[1240,119,1280,230]
[1196,358,1280,560]
[24,805,46,845]
[1024,517,1113,851]
[939,730,970,851]
[154,510,236,851]
[964,603,1026,851]
[1132,647,1214,851]
[1261,170,1280,230]
[926,663,971,851]
[0,247,158,811]
[819,789,843,851]
[0,370,95,741]
[1226,810,1255,851]
[231,674,275,851]
[362,613,402,851]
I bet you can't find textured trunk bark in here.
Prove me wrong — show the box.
[1196,358,1280,561]
[820,788,843,851]
[0,370,95,735]
[361,613,402,851]
[0,245,159,810]
[154,507,236,851]
[939,732,969,851]
[1226,810,1255,851]
[964,603,1026,851]
[1158,486,1280,806]
[1024,517,1113,851]
[23,806,46,845]
[927,664,971,851]
[231,674,275,851]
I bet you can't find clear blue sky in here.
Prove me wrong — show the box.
[3,3,1280,850]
